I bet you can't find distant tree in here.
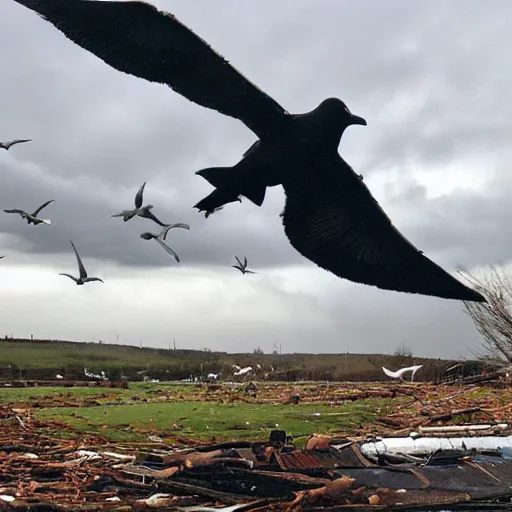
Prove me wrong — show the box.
[394,343,413,358]
[253,346,264,355]
[458,265,512,364]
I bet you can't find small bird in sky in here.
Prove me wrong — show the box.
[140,223,190,263]
[59,240,104,285]
[0,139,31,150]
[4,199,54,225]
[112,181,170,227]
[232,256,257,275]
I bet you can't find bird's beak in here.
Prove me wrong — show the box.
[350,114,367,126]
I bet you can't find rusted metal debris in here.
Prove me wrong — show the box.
[1,406,512,511]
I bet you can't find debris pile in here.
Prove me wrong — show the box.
[1,406,512,511]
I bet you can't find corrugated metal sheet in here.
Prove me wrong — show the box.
[274,451,324,470]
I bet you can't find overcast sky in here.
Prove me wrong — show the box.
[0,0,509,358]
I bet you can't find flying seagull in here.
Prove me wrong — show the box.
[382,365,423,382]
[0,139,31,150]
[140,223,190,263]
[232,256,257,275]
[112,181,170,227]
[59,240,104,285]
[4,199,54,225]
[11,0,485,303]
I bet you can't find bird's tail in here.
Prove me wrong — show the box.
[196,166,267,206]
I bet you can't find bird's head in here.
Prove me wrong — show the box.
[140,233,154,240]
[318,97,367,130]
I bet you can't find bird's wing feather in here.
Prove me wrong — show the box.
[3,209,26,215]
[69,240,88,279]
[134,181,146,209]
[243,256,248,268]
[382,367,397,378]
[160,223,190,240]
[155,238,180,263]
[32,199,54,216]
[14,0,288,138]
[234,256,243,268]
[2,139,31,149]
[282,155,485,302]
[85,277,104,283]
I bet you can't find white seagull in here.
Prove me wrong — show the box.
[234,366,253,377]
[112,181,170,226]
[0,139,31,151]
[382,365,423,382]
[140,223,190,263]
[4,199,54,225]
[59,240,104,285]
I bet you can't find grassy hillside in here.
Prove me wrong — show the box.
[0,338,480,382]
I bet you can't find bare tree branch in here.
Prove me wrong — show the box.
[458,265,512,364]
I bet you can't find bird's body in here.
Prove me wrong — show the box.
[0,139,31,150]
[140,223,190,263]
[382,365,423,382]
[112,181,170,226]
[4,199,54,225]
[59,240,104,285]
[12,0,485,302]
[232,256,257,275]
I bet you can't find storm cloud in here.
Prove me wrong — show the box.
[0,0,510,357]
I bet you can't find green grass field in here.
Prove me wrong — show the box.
[2,383,401,442]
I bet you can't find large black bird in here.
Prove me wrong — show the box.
[12,0,485,302]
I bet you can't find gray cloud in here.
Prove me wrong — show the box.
[0,0,509,356]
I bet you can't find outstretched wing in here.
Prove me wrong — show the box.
[58,273,78,283]
[13,0,288,139]
[32,199,54,216]
[282,155,486,303]
[159,223,190,241]
[69,240,88,279]
[3,209,27,216]
[2,139,32,149]
[382,367,397,378]
[134,181,146,209]
[155,238,180,263]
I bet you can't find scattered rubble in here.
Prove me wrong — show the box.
[1,400,512,510]
[1,381,512,510]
